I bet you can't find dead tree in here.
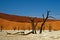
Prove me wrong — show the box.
[27,17,39,34]
[42,13,44,21]
[43,26,45,32]
[21,17,39,35]
[42,13,45,31]
[39,11,50,34]
[39,11,55,34]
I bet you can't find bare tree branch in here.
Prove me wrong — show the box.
[39,11,50,34]
[48,16,56,19]
[27,17,39,34]
[42,14,44,21]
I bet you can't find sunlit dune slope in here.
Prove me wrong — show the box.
[0,13,60,30]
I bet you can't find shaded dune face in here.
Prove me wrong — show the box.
[0,13,60,30]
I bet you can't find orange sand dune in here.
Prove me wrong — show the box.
[0,13,60,30]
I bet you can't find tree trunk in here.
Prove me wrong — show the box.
[39,11,49,34]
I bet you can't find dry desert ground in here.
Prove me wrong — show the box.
[0,30,60,40]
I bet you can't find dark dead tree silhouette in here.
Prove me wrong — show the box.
[43,26,45,32]
[21,17,39,35]
[23,17,39,35]
[28,17,39,34]
[39,11,50,34]
[42,14,45,31]
[42,13,44,21]
[39,10,56,34]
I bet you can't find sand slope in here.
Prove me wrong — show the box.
[0,13,60,30]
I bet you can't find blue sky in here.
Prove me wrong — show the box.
[0,0,60,19]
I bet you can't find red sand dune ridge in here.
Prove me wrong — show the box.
[0,13,60,30]
[0,13,55,22]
